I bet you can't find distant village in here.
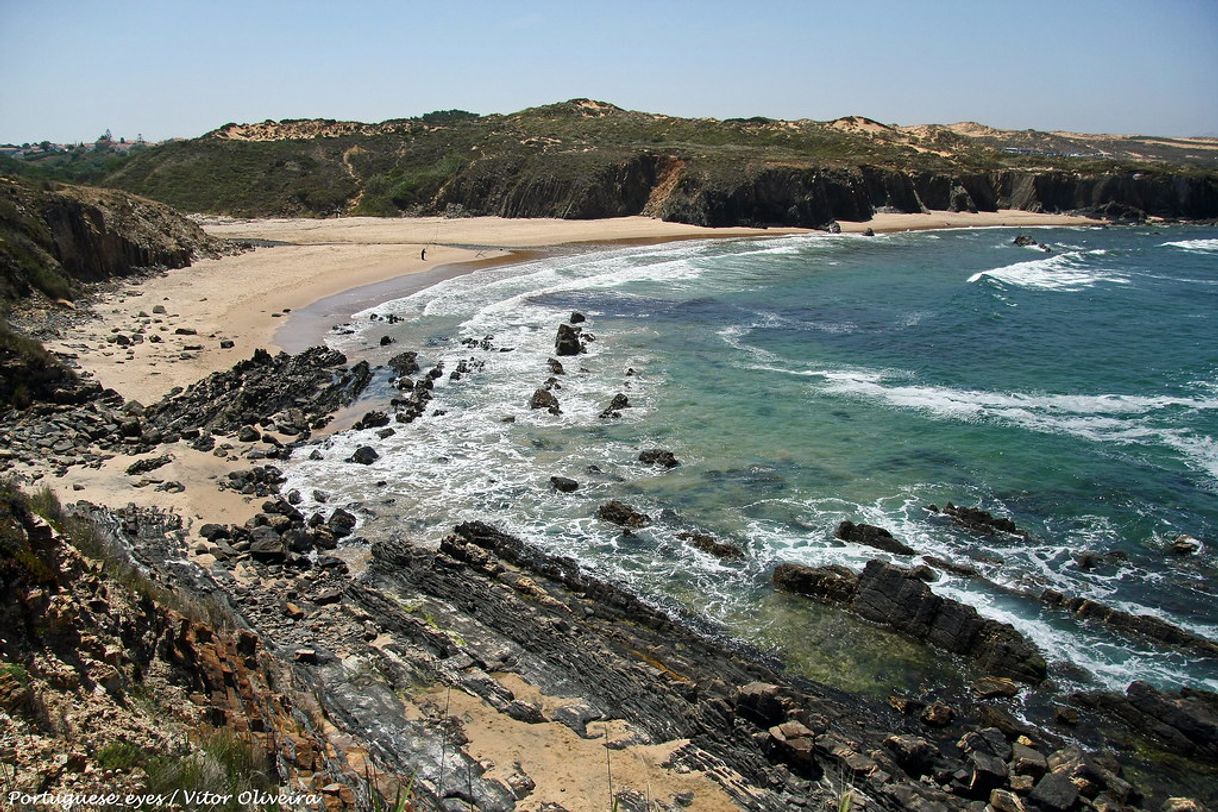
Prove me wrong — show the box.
[0,130,168,159]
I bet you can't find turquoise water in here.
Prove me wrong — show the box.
[287,226,1218,695]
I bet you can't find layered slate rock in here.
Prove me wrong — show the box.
[1075,681,1218,759]
[774,560,1047,682]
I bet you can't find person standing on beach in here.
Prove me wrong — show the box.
[421,248,427,261]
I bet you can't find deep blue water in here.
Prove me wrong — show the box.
[287,225,1218,695]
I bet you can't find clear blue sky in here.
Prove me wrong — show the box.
[2,0,1216,143]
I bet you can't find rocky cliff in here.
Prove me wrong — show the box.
[0,175,223,303]
[88,100,1218,224]
[434,160,1218,227]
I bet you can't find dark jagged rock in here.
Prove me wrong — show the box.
[1029,772,1079,811]
[675,531,744,560]
[922,555,981,577]
[638,448,679,469]
[529,387,561,415]
[124,454,172,476]
[554,323,583,356]
[596,500,650,529]
[146,346,370,438]
[774,560,1046,682]
[347,446,379,465]
[834,520,915,555]
[569,312,586,325]
[1041,589,1218,659]
[387,350,420,377]
[773,563,860,603]
[599,393,630,418]
[546,357,565,375]
[929,502,1020,535]
[1172,534,1201,555]
[1077,681,1218,759]
[549,476,579,493]
[353,410,391,430]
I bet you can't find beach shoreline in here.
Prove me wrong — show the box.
[7,210,1215,810]
[25,209,1097,531]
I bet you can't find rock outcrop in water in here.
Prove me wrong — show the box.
[774,560,1048,682]
[835,520,916,555]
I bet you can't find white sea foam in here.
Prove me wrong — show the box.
[967,250,1129,291]
[1162,238,1218,253]
[737,491,1218,692]
[296,232,1217,695]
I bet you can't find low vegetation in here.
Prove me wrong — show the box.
[8,100,1215,219]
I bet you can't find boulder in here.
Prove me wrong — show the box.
[638,449,679,469]
[347,446,379,465]
[676,531,744,560]
[529,388,562,415]
[972,675,1020,698]
[735,682,784,726]
[1029,773,1079,811]
[387,350,420,377]
[883,734,937,774]
[354,410,390,430]
[547,358,565,375]
[249,533,288,562]
[329,508,358,537]
[597,500,650,529]
[125,455,172,476]
[599,393,630,418]
[1172,534,1201,554]
[549,476,579,493]
[569,311,586,324]
[772,563,859,603]
[931,502,1019,535]
[555,323,583,356]
[834,520,915,555]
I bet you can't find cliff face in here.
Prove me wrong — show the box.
[430,160,1218,227]
[0,175,222,302]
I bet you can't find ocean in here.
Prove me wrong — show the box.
[284,225,1218,699]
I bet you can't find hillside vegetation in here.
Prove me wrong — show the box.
[12,100,1218,224]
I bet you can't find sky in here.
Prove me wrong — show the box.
[2,0,1216,144]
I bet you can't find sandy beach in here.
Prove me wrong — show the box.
[29,208,1097,533]
[50,210,1096,409]
[13,208,1207,812]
